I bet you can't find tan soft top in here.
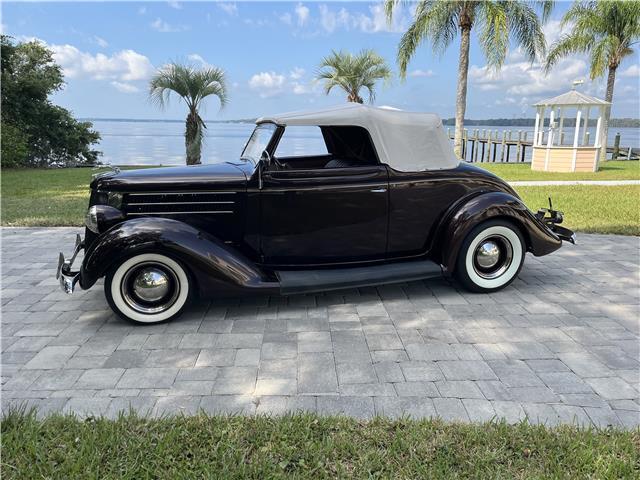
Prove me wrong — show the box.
[257,103,459,171]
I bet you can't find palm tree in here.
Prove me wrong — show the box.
[317,49,392,104]
[386,1,552,158]
[545,0,640,161]
[149,63,227,165]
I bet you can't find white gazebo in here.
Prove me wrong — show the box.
[531,86,610,172]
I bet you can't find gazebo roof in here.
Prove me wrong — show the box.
[534,90,610,107]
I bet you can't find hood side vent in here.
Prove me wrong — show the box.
[122,191,237,216]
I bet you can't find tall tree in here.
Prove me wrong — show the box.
[545,0,640,161]
[1,35,101,167]
[149,63,227,165]
[386,1,552,158]
[316,49,392,104]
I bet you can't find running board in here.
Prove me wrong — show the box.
[276,260,442,295]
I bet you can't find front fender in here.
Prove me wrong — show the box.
[80,217,276,295]
[436,192,562,275]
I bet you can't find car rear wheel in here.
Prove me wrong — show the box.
[455,220,525,293]
[105,253,191,324]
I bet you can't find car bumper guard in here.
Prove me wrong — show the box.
[535,198,576,245]
[56,234,84,294]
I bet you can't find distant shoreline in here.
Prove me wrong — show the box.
[82,117,640,128]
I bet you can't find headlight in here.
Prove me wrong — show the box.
[94,191,123,209]
[85,205,125,234]
[108,192,123,209]
[85,205,99,233]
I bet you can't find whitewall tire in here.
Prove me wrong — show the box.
[105,253,191,324]
[455,220,525,293]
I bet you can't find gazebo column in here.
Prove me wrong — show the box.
[594,106,603,171]
[582,106,591,146]
[533,107,541,147]
[571,107,583,172]
[544,109,555,171]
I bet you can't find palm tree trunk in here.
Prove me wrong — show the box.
[599,65,617,163]
[185,110,202,165]
[454,25,471,159]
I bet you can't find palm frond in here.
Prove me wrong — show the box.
[316,49,391,103]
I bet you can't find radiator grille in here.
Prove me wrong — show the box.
[122,191,237,216]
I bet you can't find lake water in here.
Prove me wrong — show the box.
[93,120,639,166]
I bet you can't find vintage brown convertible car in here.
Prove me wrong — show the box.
[57,104,574,324]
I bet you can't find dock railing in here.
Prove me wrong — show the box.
[448,129,638,163]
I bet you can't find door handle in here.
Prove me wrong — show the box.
[370,188,387,193]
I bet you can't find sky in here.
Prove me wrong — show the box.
[3,0,639,121]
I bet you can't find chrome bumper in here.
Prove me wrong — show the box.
[56,234,84,294]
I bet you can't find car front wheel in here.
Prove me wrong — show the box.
[455,220,525,293]
[105,253,191,324]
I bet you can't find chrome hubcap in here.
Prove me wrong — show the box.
[475,241,500,269]
[473,235,513,280]
[121,262,180,314]
[133,268,170,302]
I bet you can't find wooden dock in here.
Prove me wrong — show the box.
[448,129,639,162]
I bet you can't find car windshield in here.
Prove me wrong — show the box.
[241,123,277,163]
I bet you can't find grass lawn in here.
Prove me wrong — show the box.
[2,411,638,479]
[1,167,638,235]
[478,160,639,181]
[515,185,640,236]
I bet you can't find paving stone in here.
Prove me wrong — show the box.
[106,397,157,418]
[259,359,297,379]
[261,342,297,360]
[75,368,124,389]
[255,396,315,415]
[298,352,338,394]
[375,397,436,419]
[463,399,496,422]
[316,396,375,419]
[103,350,149,368]
[235,348,261,366]
[195,349,236,367]
[434,398,470,422]
[153,396,202,416]
[63,397,111,417]
[117,368,178,389]
[374,361,404,383]
[522,403,561,426]
[23,346,78,370]
[144,349,199,368]
[400,361,443,382]
[585,377,639,400]
[584,407,623,428]
[178,333,217,349]
[438,361,497,381]
[255,378,297,396]
[491,401,526,424]
[336,361,377,384]
[436,381,485,399]
[394,381,439,397]
[552,405,592,427]
[406,343,458,361]
[199,395,256,415]
[297,331,332,353]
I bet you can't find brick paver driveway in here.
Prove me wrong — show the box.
[2,228,638,427]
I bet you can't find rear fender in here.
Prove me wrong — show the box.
[80,217,276,295]
[435,192,562,275]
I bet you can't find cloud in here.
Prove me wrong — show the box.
[314,3,408,34]
[249,69,320,98]
[318,5,350,33]
[279,12,292,26]
[111,81,140,93]
[249,71,286,97]
[409,69,434,78]
[138,6,146,15]
[50,44,154,81]
[620,64,640,78]
[289,67,305,80]
[295,3,310,27]
[217,2,238,16]
[93,36,108,48]
[150,18,189,33]
[167,1,182,10]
